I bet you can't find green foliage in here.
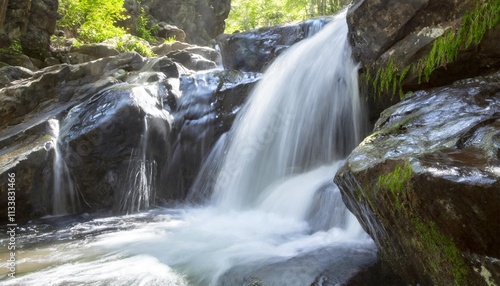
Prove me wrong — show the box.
[115,35,155,57]
[0,39,23,54]
[226,0,349,32]
[164,36,177,44]
[136,7,159,42]
[412,218,467,285]
[58,0,128,43]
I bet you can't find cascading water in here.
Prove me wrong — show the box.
[118,117,157,213]
[4,11,374,286]
[48,119,79,215]
[211,11,363,215]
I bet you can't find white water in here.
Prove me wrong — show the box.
[48,119,79,215]
[1,11,370,286]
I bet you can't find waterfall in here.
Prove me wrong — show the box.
[7,11,373,286]
[48,119,80,215]
[210,10,364,229]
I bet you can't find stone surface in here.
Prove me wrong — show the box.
[335,72,500,286]
[217,17,330,72]
[122,0,231,45]
[347,0,500,121]
[162,70,261,200]
[0,47,260,220]
[1,0,58,60]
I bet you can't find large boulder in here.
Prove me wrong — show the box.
[217,17,331,72]
[347,0,500,121]
[335,72,500,285]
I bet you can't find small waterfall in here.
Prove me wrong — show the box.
[48,119,79,215]
[210,10,364,232]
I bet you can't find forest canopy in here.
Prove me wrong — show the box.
[225,0,351,33]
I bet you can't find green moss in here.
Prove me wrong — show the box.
[412,218,468,285]
[372,0,500,99]
[377,161,412,208]
[418,0,500,82]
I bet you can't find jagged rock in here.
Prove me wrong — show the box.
[217,17,330,72]
[335,72,500,286]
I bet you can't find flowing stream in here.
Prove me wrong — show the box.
[0,11,374,285]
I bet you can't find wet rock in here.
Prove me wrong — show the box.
[218,17,330,72]
[335,72,500,285]
[217,244,399,286]
[163,70,261,200]
[58,83,172,212]
[0,65,33,88]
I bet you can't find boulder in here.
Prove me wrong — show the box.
[347,0,500,121]
[166,49,218,71]
[335,72,500,285]
[157,23,186,42]
[58,83,172,213]
[218,17,330,72]
[163,70,261,200]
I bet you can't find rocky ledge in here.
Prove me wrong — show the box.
[335,72,500,285]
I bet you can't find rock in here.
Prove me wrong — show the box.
[218,244,403,286]
[162,70,261,200]
[166,49,218,71]
[152,41,191,56]
[122,0,231,45]
[57,83,172,212]
[157,23,186,42]
[0,49,259,220]
[335,72,500,285]
[0,52,37,70]
[348,0,500,121]
[70,44,120,60]
[2,0,58,60]
[218,17,330,72]
[0,65,33,88]
[0,130,55,222]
